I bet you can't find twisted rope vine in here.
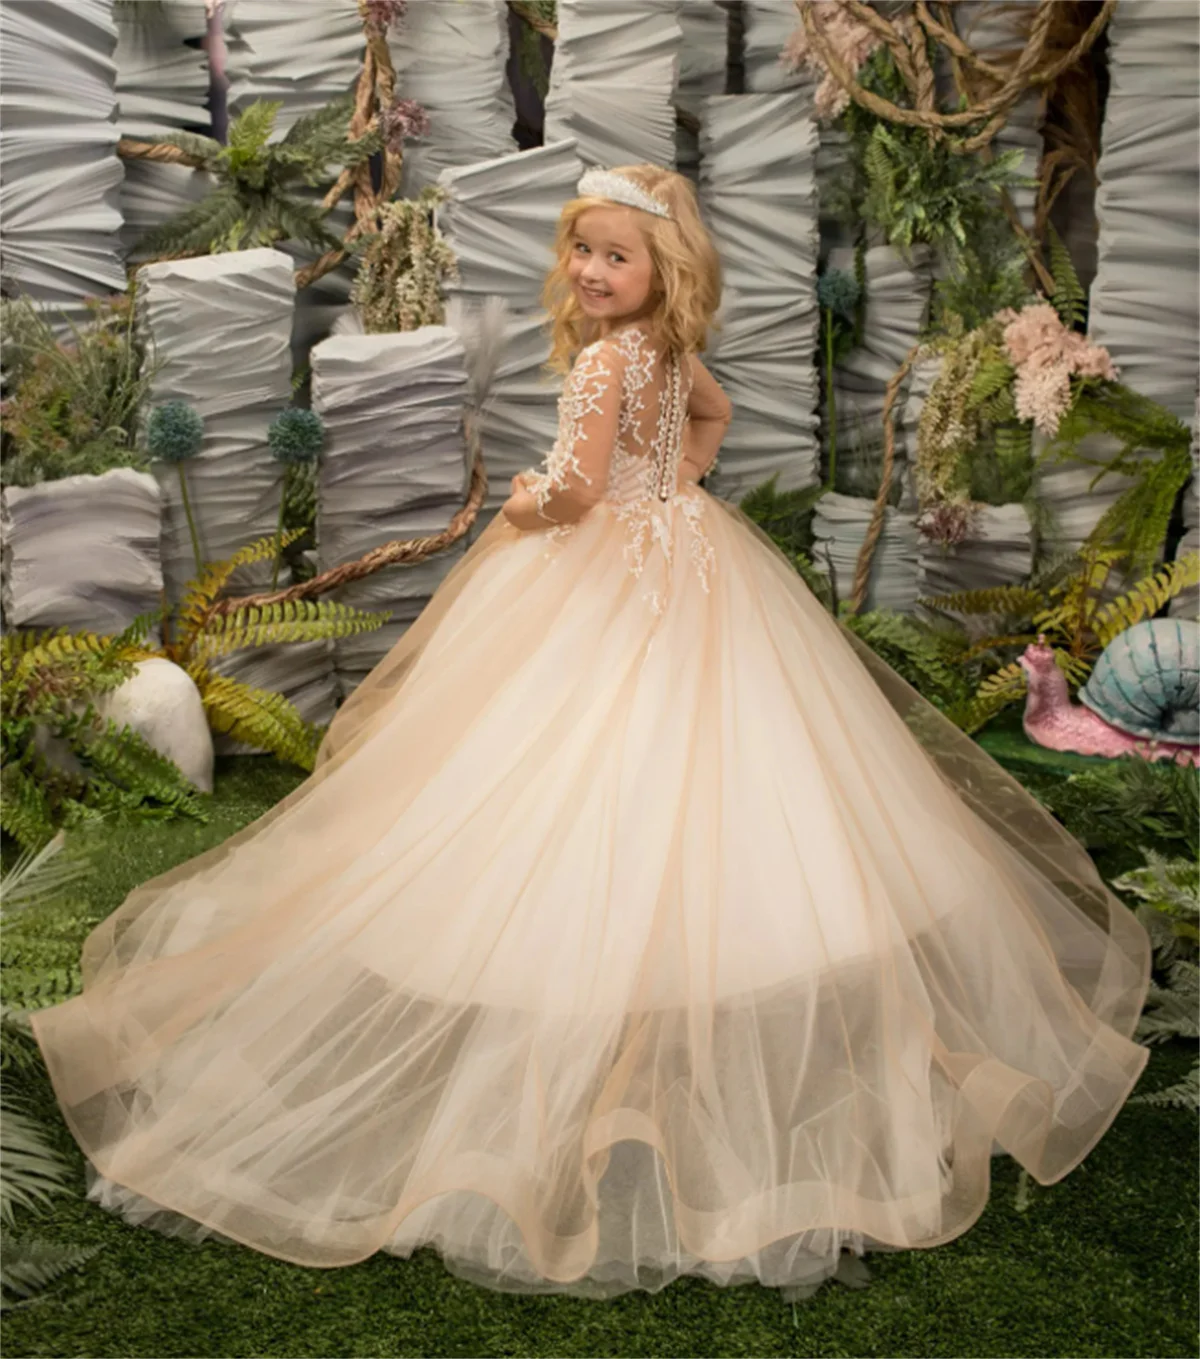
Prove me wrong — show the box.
[819,0,1117,612]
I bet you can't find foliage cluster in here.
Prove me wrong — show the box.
[0,837,104,1306]
[924,547,1200,733]
[2,534,390,852]
[1,615,209,855]
[0,291,157,489]
[133,97,381,260]
[828,45,1034,260]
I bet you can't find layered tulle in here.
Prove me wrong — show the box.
[30,489,1151,1299]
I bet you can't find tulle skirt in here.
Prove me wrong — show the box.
[30,488,1151,1300]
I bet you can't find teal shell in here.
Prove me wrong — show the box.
[1079,618,1199,743]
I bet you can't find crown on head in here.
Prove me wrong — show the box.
[577,167,672,220]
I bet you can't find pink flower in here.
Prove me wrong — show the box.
[998,303,1067,367]
[1067,334,1119,381]
[1013,359,1073,436]
[380,97,430,154]
[783,3,885,123]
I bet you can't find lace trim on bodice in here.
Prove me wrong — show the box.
[529,325,714,614]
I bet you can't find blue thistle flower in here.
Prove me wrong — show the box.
[817,269,861,322]
[268,408,325,465]
[147,401,204,462]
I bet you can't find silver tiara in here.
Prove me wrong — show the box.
[577,167,672,220]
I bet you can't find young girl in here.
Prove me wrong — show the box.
[30,164,1151,1302]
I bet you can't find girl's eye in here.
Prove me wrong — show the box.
[609,253,625,264]
[574,242,590,254]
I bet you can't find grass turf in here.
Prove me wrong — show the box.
[3,757,1197,1358]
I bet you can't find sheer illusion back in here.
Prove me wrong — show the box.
[522,325,713,615]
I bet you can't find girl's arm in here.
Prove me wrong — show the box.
[502,341,626,530]
[678,355,732,484]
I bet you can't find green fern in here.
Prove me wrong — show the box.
[1092,553,1200,646]
[195,669,325,770]
[2,1238,102,1307]
[920,583,1043,618]
[1114,851,1200,1111]
[949,660,1027,733]
[174,528,308,646]
[132,95,380,260]
[0,1104,73,1226]
[1046,223,1086,331]
[191,598,388,662]
[738,475,827,560]
[967,356,1016,408]
[842,610,972,712]
[75,714,206,816]
[0,765,56,854]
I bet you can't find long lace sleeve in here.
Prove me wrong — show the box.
[523,340,625,525]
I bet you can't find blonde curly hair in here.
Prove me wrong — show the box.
[542,164,722,374]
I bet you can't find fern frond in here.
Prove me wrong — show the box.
[228,99,280,155]
[1092,553,1200,646]
[959,632,1039,663]
[191,599,388,661]
[0,1104,73,1225]
[195,671,322,769]
[0,765,56,854]
[75,717,207,816]
[1128,1061,1199,1109]
[951,660,1027,732]
[134,188,245,260]
[966,357,1015,409]
[134,129,222,168]
[994,421,1033,463]
[920,584,1041,617]
[1046,223,1086,331]
[174,528,309,649]
[1,1237,101,1303]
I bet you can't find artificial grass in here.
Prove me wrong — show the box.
[3,757,1197,1359]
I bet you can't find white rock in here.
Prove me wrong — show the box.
[35,657,214,795]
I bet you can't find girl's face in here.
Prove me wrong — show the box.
[567,206,656,332]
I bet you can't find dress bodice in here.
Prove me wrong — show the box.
[559,324,691,509]
[523,322,714,616]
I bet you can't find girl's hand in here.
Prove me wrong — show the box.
[502,486,543,530]
[510,474,525,496]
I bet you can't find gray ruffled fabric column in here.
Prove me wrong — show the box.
[437,142,582,538]
[0,0,126,321]
[545,0,682,169]
[313,328,471,696]
[699,91,821,499]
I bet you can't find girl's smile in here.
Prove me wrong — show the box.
[567,205,655,333]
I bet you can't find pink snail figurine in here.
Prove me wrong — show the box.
[1018,619,1200,767]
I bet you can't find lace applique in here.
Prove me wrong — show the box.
[524,342,612,521]
[525,326,717,602]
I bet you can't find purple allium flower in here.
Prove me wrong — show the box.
[361,0,406,38]
[916,499,978,548]
[380,97,430,154]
